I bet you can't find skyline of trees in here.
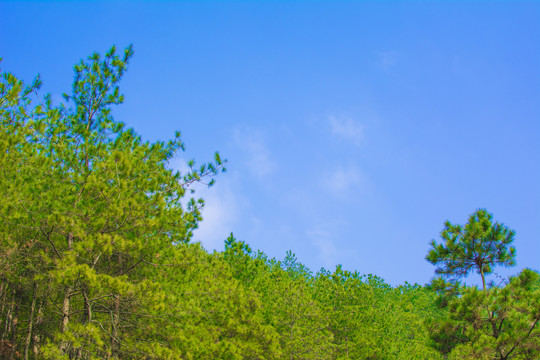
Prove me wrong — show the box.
[1,46,538,360]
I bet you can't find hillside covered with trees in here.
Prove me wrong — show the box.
[1,47,538,360]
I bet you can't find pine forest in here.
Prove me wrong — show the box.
[1,46,539,360]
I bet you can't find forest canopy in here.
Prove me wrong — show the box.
[1,46,538,360]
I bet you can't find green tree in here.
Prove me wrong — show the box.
[0,46,226,359]
[380,283,443,359]
[313,268,442,360]
[438,269,540,360]
[313,268,381,360]
[255,253,334,360]
[426,209,516,291]
[0,61,61,360]
[425,211,539,359]
[151,242,281,360]
[222,236,336,359]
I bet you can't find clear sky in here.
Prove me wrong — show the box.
[1,1,538,286]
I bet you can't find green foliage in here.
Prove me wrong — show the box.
[1,48,535,360]
[255,263,333,359]
[0,46,228,359]
[426,210,538,359]
[426,209,516,290]
[431,269,540,360]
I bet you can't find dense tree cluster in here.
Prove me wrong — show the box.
[1,47,538,359]
[426,210,540,360]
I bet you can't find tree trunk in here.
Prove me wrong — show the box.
[60,233,73,354]
[24,284,37,360]
[9,287,20,360]
[111,295,120,358]
[2,305,11,342]
[59,285,72,355]
[0,281,5,335]
[0,283,9,342]
[32,297,44,357]
[82,289,92,323]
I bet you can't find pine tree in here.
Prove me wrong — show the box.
[425,210,539,359]
[0,46,226,359]
[435,269,540,360]
[426,209,516,291]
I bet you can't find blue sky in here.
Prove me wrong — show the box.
[1,1,538,286]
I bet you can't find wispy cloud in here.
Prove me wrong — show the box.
[193,180,239,251]
[322,164,366,199]
[329,116,364,146]
[377,51,399,71]
[233,127,276,178]
[307,224,341,270]
[169,158,241,251]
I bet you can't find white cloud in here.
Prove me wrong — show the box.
[307,225,341,270]
[233,127,276,178]
[322,164,366,199]
[192,180,239,251]
[329,116,364,146]
[169,157,241,251]
[377,51,399,71]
